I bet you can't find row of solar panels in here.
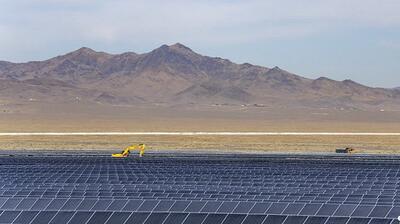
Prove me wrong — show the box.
[3,186,399,195]
[0,199,396,208]
[0,198,400,219]
[2,187,399,194]
[3,164,400,175]
[3,167,400,176]
[4,179,400,186]
[3,165,400,182]
[2,188,399,197]
[1,194,399,206]
[5,179,400,184]
[1,190,398,201]
[0,211,396,224]
[2,160,399,177]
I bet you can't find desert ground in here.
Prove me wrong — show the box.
[1,103,400,154]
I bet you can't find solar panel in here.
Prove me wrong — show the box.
[86,211,112,224]
[200,201,222,213]
[91,200,113,211]
[347,217,371,224]
[283,216,308,224]
[67,211,94,224]
[61,199,82,210]
[124,212,150,224]
[351,205,374,217]
[107,200,128,211]
[202,214,227,224]
[299,204,322,216]
[263,215,287,224]
[76,199,97,211]
[303,216,328,224]
[368,205,391,218]
[46,199,67,210]
[221,214,246,224]
[282,203,305,215]
[137,200,159,212]
[122,200,144,211]
[163,213,188,224]
[13,211,39,224]
[31,199,53,210]
[170,201,191,212]
[185,201,206,213]
[0,211,20,223]
[249,202,271,214]
[104,212,131,224]
[386,206,400,218]
[153,200,175,212]
[333,204,357,216]
[182,213,207,224]
[49,211,75,224]
[0,198,21,210]
[232,202,255,214]
[217,202,239,213]
[143,213,169,224]
[0,198,8,208]
[316,204,338,216]
[368,218,393,224]
[30,211,57,224]
[241,214,266,224]
[15,198,37,210]
[266,202,288,214]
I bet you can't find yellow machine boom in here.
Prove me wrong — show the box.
[112,144,146,158]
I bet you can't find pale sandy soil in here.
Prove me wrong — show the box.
[1,135,400,154]
[1,103,400,153]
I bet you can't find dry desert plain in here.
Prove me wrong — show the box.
[1,103,400,154]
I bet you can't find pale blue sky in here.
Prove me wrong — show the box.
[0,0,399,87]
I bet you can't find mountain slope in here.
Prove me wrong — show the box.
[0,43,399,110]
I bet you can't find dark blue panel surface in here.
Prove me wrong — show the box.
[263,215,287,224]
[49,211,75,224]
[0,153,399,224]
[202,214,227,224]
[182,213,207,224]
[68,211,93,224]
[163,213,188,224]
[31,211,57,224]
[0,211,20,223]
[143,213,169,224]
[86,212,112,224]
[124,212,150,224]
[104,212,131,224]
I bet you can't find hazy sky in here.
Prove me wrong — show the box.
[0,0,399,87]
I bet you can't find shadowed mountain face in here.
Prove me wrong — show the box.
[0,43,399,110]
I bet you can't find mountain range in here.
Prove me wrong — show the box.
[1,43,399,110]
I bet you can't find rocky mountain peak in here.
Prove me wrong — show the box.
[169,43,193,52]
[74,47,96,54]
[151,43,195,55]
[56,47,112,67]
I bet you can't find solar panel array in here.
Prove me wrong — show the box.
[0,153,399,223]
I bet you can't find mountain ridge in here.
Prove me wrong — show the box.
[0,43,399,110]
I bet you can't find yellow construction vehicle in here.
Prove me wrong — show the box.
[112,144,146,158]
